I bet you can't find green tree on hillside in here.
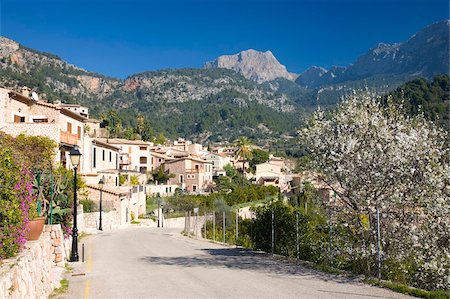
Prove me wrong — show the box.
[235,136,253,173]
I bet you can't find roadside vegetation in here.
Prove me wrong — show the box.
[172,92,449,298]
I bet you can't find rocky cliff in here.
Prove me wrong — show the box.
[0,36,120,103]
[205,49,297,83]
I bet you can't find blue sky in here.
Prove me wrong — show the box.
[1,0,448,79]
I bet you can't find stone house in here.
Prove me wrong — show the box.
[150,151,174,171]
[164,156,213,193]
[0,87,87,172]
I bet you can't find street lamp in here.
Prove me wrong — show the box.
[69,147,81,262]
[98,176,105,231]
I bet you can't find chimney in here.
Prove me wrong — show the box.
[21,86,31,97]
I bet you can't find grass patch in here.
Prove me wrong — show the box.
[366,278,450,299]
[49,278,69,298]
[131,220,140,224]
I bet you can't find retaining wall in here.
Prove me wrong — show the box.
[0,224,68,298]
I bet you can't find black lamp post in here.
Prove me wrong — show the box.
[98,176,105,231]
[69,147,81,262]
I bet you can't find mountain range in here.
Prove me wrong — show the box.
[207,20,449,89]
[0,20,448,143]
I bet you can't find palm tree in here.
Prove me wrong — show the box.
[235,136,253,173]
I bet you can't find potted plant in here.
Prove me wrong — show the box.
[25,170,46,241]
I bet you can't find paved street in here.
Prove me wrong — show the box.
[63,227,412,299]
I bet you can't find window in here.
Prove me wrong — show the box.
[77,126,81,140]
[93,148,97,168]
[180,175,184,183]
[140,166,147,173]
[14,115,25,123]
[195,164,199,170]
[116,153,119,169]
[158,158,162,162]
[193,185,197,192]
[140,157,147,164]
[102,149,105,161]
[33,118,48,123]
[67,122,72,133]
[187,174,195,179]
[139,146,147,151]
[109,152,112,162]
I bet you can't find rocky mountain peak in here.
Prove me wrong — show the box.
[204,49,297,83]
[295,66,327,87]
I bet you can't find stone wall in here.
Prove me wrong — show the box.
[42,224,71,267]
[1,123,59,141]
[82,210,121,232]
[0,224,68,298]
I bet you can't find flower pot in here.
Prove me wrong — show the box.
[26,216,46,241]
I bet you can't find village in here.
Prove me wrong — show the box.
[0,86,329,231]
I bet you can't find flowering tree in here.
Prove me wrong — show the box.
[300,95,449,290]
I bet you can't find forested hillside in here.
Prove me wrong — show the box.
[384,74,449,131]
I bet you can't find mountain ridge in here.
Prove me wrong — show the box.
[0,20,448,143]
[296,20,450,88]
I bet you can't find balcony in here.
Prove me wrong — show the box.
[60,130,79,146]
[120,154,131,165]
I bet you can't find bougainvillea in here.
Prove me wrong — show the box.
[0,147,36,259]
[0,133,52,259]
[300,95,449,290]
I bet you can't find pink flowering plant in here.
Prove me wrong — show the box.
[0,147,36,259]
[0,132,55,259]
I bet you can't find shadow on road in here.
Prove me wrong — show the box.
[139,247,359,285]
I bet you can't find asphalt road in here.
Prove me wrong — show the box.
[63,227,412,299]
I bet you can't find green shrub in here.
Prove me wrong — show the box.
[80,199,96,213]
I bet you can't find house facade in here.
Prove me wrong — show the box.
[97,138,152,174]
[165,157,213,193]
[0,87,87,171]
[255,162,288,190]
[204,153,231,177]
[81,138,120,187]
